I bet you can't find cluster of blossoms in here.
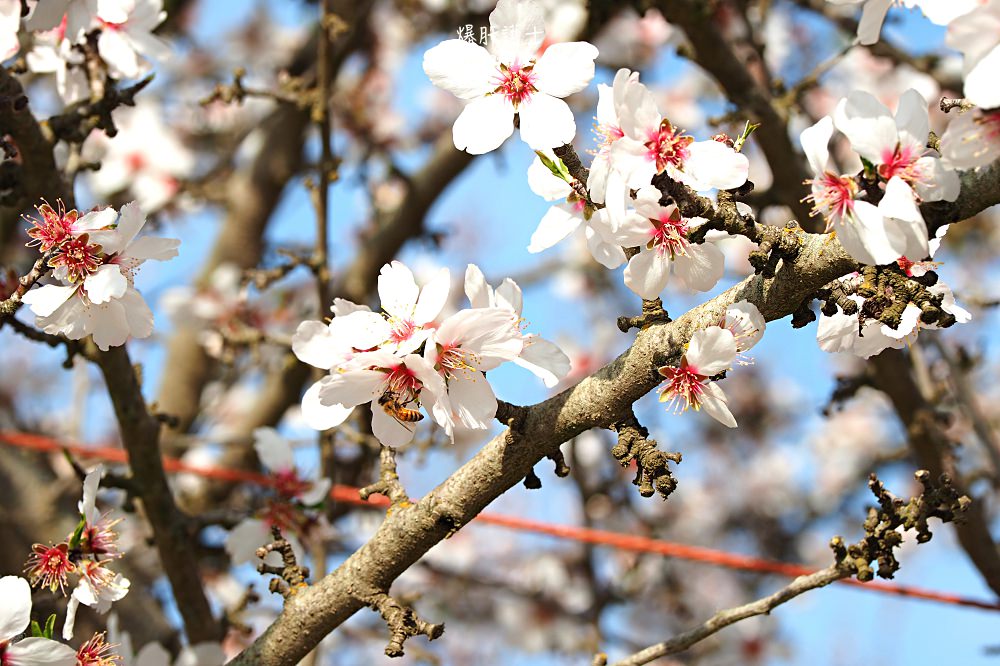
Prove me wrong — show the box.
[0,576,77,666]
[24,466,130,641]
[21,201,179,351]
[656,302,766,428]
[225,428,331,567]
[801,89,958,266]
[292,261,569,447]
[2,0,169,104]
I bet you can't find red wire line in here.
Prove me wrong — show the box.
[3,429,999,613]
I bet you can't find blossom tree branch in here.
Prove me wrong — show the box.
[226,156,1000,665]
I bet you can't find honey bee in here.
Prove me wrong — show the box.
[378,391,424,426]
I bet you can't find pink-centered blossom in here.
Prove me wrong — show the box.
[422,0,599,154]
[22,202,178,351]
[801,113,937,265]
[317,349,451,448]
[586,68,640,206]
[425,307,524,435]
[833,89,959,203]
[0,576,77,666]
[610,185,726,299]
[603,79,748,222]
[657,326,738,428]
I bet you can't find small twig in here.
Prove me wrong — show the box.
[0,253,52,317]
[611,411,682,500]
[362,590,444,658]
[359,445,411,508]
[256,525,310,598]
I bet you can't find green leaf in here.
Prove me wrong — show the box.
[534,150,571,182]
[43,613,56,639]
[733,120,760,152]
[30,619,42,638]
[68,517,86,550]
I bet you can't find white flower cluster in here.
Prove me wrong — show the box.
[1,0,170,104]
[293,261,570,447]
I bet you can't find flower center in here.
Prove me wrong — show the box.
[50,235,102,283]
[435,342,480,379]
[644,119,693,174]
[76,632,119,666]
[878,144,921,184]
[26,542,76,594]
[657,358,708,413]
[593,121,624,156]
[388,317,416,345]
[25,201,79,252]
[648,209,690,259]
[805,172,859,229]
[382,365,423,402]
[491,62,537,109]
[273,469,310,500]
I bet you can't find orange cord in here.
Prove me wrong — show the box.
[2,429,998,612]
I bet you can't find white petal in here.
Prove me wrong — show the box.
[518,93,576,151]
[528,203,582,252]
[225,519,271,565]
[488,0,545,63]
[79,465,102,523]
[413,267,450,325]
[532,42,599,98]
[318,369,384,408]
[453,94,514,154]
[301,381,354,430]
[513,335,570,387]
[834,91,898,164]
[964,44,1000,110]
[90,299,131,351]
[125,236,180,262]
[940,112,1000,169]
[371,403,417,448]
[84,265,128,304]
[378,261,418,319]
[700,381,737,428]
[913,156,960,203]
[857,0,892,45]
[119,288,154,341]
[74,206,118,233]
[62,596,79,641]
[22,284,77,318]
[253,427,293,473]
[725,300,766,351]
[99,30,143,79]
[422,39,496,100]
[8,637,77,665]
[894,89,930,153]
[801,116,834,176]
[464,264,492,309]
[585,225,627,269]
[494,278,522,313]
[880,177,929,260]
[617,81,660,141]
[0,576,31,640]
[298,478,332,506]
[683,141,749,191]
[673,243,726,292]
[817,310,860,354]
[623,250,669,300]
[292,321,340,370]
[446,372,497,430]
[686,326,737,375]
[836,201,899,265]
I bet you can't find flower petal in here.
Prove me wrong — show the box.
[528,203,582,253]
[0,575,31,640]
[623,249,669,300]
[488,0,545,62]
[687,326,737,375]
[84,265,128,305]
[8,637,77,666]
[422,39,496,100]
[700,381,737,428]
[532,42,599,98]
[673,242,725,292]
[513,335,570,387]
[453,94,514,154]
[253,427,294,473]
[413,267,450,325]
[371,403,418,448]
[22,284,77,317]
[518,93,576,151]
[301,380,354,430]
